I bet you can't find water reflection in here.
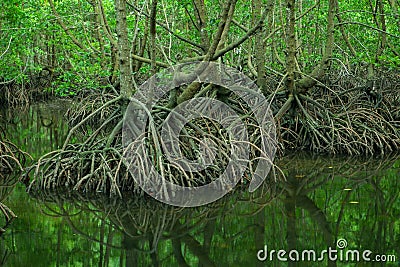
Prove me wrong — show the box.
[0,174,18,235]
[2,154,398,266]
[0,100,69,160]
[277,153,400,266]
[0,102,399,266]
[0,100,69,265]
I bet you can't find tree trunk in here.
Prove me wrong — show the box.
[115,0,133,98]
[296,0,336,92]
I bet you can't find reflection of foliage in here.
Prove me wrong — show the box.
[22,154,399,266]
[0,172,19,236]
[1,113,26,176]
[273,152,400,261]
[2,101,68,161]
[0,101,67,238]
[28,182,275,266]
[0,126,25,236]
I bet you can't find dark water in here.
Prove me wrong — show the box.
[0,101,399,266]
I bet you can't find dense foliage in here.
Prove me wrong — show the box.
[0,2,399,264]
[1,0,400,193]
[1,0,399,97]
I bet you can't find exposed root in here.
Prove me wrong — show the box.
[0,139,26,178]
[272,68,400,155]
[27,88,279,196]
[26,93,129,195]
[65,87,121,133]
[26,66,400,195]
[0,203,16,235]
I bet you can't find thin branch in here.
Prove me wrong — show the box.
[232,18,249,31]
[336,21,399,38]
[181,7,267,63]
[127,1,204,50]
[132,53,169,67]
[48,0,90,53]
[0,37,12,59]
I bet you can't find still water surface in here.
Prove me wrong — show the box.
[0,101,399,266]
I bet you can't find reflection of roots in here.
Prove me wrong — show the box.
[0,202,16,235]
[0,139,26,179]
[27,91,278,196]
[30,181,276,252]
[0,125,27,233]
[30,190,228,249]
[275,151,399,183]
[0,144,21,234]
